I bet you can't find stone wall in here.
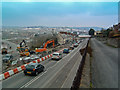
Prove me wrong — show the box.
[96,37,120,48]
[107,38,119,48]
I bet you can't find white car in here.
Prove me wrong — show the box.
[30,55,40,60]
[23,57,31,63]
[52,52,62,60]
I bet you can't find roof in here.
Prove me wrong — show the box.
[64,48,69,49]
[53,52,60,54]
[28,63,38,66]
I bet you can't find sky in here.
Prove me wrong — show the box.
[2,1,118,28]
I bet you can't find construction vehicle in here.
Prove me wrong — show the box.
[35,40,55,53]
[17,40,30,56]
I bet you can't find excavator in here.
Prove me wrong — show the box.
[17,40,30,56]
[35,40,55,53]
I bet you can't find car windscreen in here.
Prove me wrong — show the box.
[26,65,35,69]
[64,49,68,51]
[53,54,59,56]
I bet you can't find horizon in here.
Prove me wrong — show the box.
[2,2,118,28]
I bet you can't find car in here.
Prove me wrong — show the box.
[69,46,74,50]
[2,48,8,54]
[30,55,40,60]
[29,50,35,54]
[63,48,69,54]
[2,54,13,63]
[77,41,81,44]
[24,63,44,75]
[23,57,31,63]
[74,43,78,47]
[52,52,62,60]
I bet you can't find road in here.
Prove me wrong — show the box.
[2,39,88,88]
[91,38,118,88]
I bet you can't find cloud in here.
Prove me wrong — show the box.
[3,13,117,28]
[2,2,118,28]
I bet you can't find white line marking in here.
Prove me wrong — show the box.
[61,53,80,88]
[19,70,47,89]
[13,41,88,88]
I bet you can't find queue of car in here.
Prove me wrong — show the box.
[19,40,83,76]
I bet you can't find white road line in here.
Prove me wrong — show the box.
[19,55,65,89]
[39,43,86,88]
[18,41,88,89]
[18,71,47,89]
[61,53,80,88]
[19,53,64,89]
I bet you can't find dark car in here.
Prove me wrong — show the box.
[74,43,78,47]
[24,63,44,76]
[63,48,69,54]
[29,50,35,54]
[2,54,13,63]
[77,41,81,44]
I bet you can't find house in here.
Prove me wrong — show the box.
[109,23,120,37]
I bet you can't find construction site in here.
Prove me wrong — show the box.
[1,28,80,73]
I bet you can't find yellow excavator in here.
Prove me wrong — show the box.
[17,40,30,56]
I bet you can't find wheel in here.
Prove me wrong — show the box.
[35,71,38,76]
[42,68,45,72]
[24,73,27,75]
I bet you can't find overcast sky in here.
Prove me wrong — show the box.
[2,2,118,28]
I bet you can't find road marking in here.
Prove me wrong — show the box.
[19,41,87,88]
[61,53,80,88]
[39,44,85,88]
[19,53,65,89]
[18,70,47,89]
[6,40,88,89]
[19,56,64,89]
[19,56,65,89]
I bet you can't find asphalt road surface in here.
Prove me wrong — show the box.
[91,38,118,88]
[2,39,88,89]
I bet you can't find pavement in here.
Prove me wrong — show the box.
[90,38,118,88]
[2,39,88,89]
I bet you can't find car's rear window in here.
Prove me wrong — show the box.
[26,65,35,69]
[64,49,68,50]
[3,55,10,58]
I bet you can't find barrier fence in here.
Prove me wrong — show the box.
[0,49,64,81]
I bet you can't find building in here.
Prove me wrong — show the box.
[109,23,120,37]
